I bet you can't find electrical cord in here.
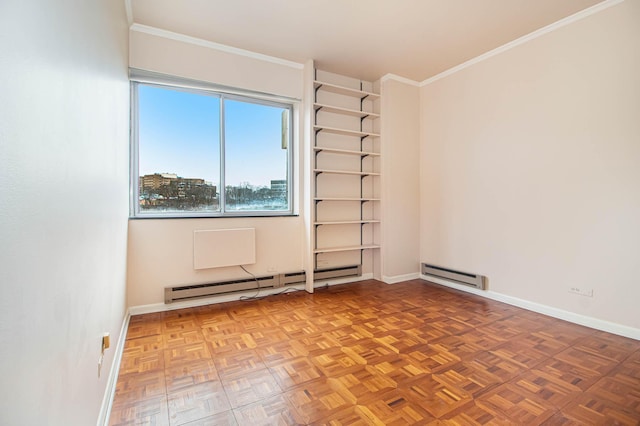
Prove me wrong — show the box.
[238,265,261,300]
[237,265,308,301]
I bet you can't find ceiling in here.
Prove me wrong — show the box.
[130,0,605,82]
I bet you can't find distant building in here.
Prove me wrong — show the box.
[140,173,178,190]
[270,180,286,192]
[139,173,214,194]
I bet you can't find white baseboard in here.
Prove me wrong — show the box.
[96,310,131,426]
[421,275,640,341]
[382,272,421,284]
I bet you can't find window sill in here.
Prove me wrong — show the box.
[129,213,299,220]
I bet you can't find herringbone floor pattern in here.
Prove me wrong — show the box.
[109,280,640,425]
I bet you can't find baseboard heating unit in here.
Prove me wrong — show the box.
[314,265,362,281]
[165,271,306,304]
[421,263,486,290]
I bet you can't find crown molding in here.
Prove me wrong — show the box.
[420,0,625,87]
[130,23,305,70]
[380,73,420,86]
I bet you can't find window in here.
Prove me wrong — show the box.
[131,79,294,217]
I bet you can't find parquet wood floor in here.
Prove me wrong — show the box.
[109,280,640,425]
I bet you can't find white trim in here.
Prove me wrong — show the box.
[420,0,625,87]
[129,68,301,103]
[124,0,133,26]
[380,73,420,87]
[420,275,640,341]
[383,272,421,284]
[97,310,131,426]
[129,303,172,317]
[130,24,304,70]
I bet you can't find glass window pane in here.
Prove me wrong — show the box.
[137,84,221,214]
[224,99,290,212]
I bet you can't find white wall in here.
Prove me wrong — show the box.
[0,1,129,425]
[127,218,305,306]
[380,78,421,282]
[420,0,640,329]
[127,29,307,307]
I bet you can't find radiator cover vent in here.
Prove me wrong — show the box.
[165,271,306,303]
[314,265,362,281]
[421,263,486,290]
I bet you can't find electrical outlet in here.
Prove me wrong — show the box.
[98,332,110,378]
[569,287,593,297]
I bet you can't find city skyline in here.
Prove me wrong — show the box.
[137,171,287,212]
[138,171,286,190]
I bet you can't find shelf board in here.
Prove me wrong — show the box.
[314,169,380,177]
[314,197,381,202]
[314,80,380,100]
[314,147,380,157]
[314,103,379,119]
[315,220,380,226]
[314,125,379,138]
[314,244,381,254]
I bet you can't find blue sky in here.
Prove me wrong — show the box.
[138,84,288,188]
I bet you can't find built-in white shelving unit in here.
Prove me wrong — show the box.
[313,70,381,276]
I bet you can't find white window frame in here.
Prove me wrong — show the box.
[129,70,296,218]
